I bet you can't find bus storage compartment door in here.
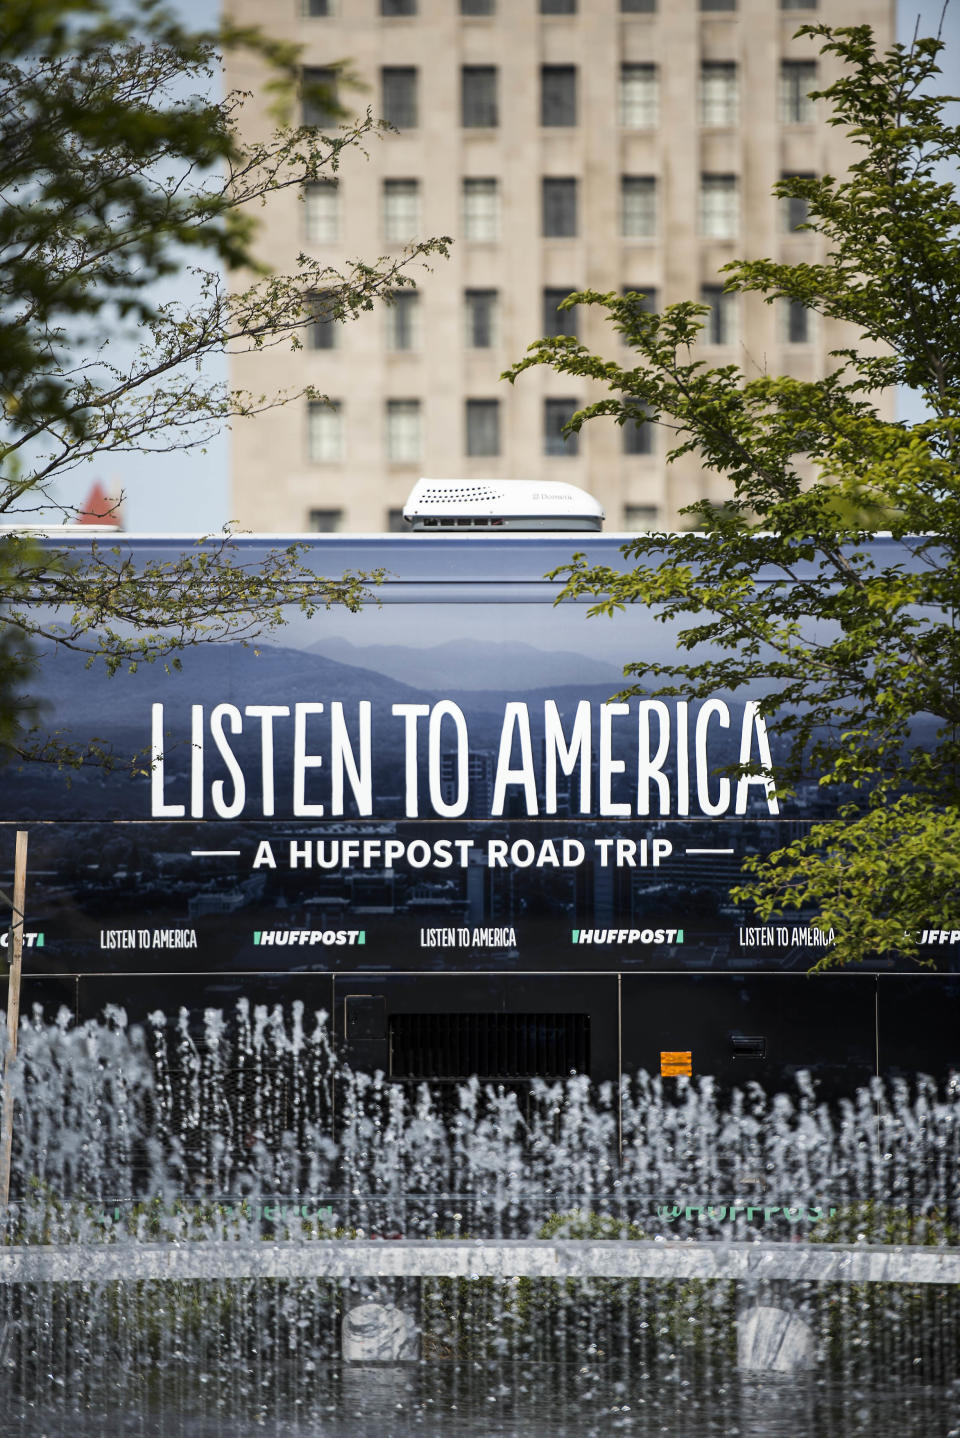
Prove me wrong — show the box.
[619,973,877,1099]
[344,993,388,1073]
[876,975,960,1084]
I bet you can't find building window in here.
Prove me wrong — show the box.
[622,285,658,312]
[303,0,333,14]
[540,0,576,12]
[543,288,578,339]
[465,289,499,348]
[701,285,738,345]
[383,180,420,243]
[780,61,817,124]
[386,399,421,463]
[620,0,656,9]
[461,66,498,127]
[301,67,338,129]
[381,0,416,14]
[307,401,343,463]
[387,508,408,532]
[304,182,339,243]
[386,290,421,351]
[307,508,342,532]
[782,298,811,344]
[623,503,659,528]
[462,178,500,242]
[542,178,578,237]
[381,68,418,129]
[305,291,337,350]
[621,176,657,238]
[699,0,735,10]
[700,62,738,127]
[781,0,816,8]
[541,66,577,127]
[622,404,654,456]
[700,174,738,239]
[461,0,494,12]
[544,398,579,457]
[466,400,500,457]
[781,173,814,232]
[618,64,658,129]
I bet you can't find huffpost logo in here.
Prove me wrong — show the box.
[572,927,683,945]
[253,929,365,947]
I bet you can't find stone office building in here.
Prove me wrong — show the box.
[224,0,895,533]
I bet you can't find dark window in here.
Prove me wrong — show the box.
[545,398,579,456]
[781,173,814,231]
[624,503,659,528]
[540,0,576,11]
[386,290,420,351]
[543,288,578,338]
[622,286,658,313]
[301,67,338,129]
[622,401,653,455]
[461,0,494,11]
[620,0,656,9]
[465,289,498,348]
[461,66,498,127]
[701,284,737,344]
[380,0,416,14]
[781,0,816,8]
[541,66,577,126]
[303,0,332,14]
[466,399,500,457]
[785,299,810,343]
[699,0,735,9]
[389,1012,590,1080]
[307,508,342,531]
[780,61,817,124]
[305,290,337,349]
[381,68,418,129]
[542,177,578,237]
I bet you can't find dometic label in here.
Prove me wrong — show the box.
[572,928,684,945]
[253,929,365,947]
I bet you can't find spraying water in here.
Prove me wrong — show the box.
[2,1002,959,1436]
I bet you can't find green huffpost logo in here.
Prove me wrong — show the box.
[252,929,366,947]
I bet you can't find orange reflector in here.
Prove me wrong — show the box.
[660,1051,692,1077]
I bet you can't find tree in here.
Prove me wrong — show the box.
[504,23,960,971]
[0,0,449,759]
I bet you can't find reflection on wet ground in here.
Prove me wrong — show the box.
[6,1370,960,1438]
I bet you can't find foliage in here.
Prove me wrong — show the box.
[812,1203,960,1382]
[0,0,449,762]
[504,23,960,970]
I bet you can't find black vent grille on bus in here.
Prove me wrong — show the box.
[389,1012,589,1080]
[417,484,501,503]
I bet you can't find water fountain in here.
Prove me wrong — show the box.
[2,1001,960,1436]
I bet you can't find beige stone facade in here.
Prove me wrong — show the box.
[224,0,895,533]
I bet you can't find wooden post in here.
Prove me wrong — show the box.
[1,830,29,1206]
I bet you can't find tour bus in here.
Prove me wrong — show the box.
[2,480,956,1099]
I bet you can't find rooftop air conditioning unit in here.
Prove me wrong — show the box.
[402,479,604,532]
